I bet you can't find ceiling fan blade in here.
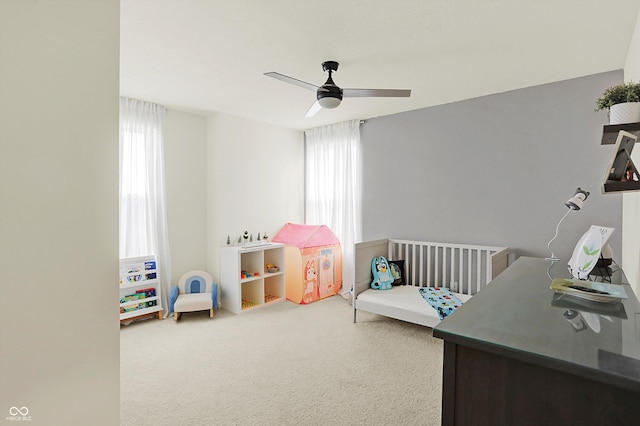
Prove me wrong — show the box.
[264,72,318,92]
[305,100,322,118]
[343,88,411,98]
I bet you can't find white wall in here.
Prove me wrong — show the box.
[0,1,120,424]
[165,109,209,284]
[623,10,640,295]
[163,109,304,288]
[206,112,304,281]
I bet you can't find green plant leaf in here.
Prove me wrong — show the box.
[596,81,640,111]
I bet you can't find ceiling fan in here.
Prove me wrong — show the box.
[264,61,411,118]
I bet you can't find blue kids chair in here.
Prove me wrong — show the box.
[169,270,219,321]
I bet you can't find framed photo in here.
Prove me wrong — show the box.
[604,130,637,182]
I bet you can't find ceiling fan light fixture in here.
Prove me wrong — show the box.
[318,95,342,109]
[264,60,412,116]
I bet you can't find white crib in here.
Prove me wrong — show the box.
[353,238,510,327]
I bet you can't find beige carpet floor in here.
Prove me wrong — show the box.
[120,295,443,425]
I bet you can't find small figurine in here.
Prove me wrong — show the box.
[243,231,249,244]
[226,235,231,245]
[257,233,261,241]
[263,232,268,242]
[250,233,253,242]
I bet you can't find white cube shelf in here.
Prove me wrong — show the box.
[219,243,286,314]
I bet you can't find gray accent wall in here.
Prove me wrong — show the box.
[361,71,624,263]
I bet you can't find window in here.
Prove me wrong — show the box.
[119,97,171,313]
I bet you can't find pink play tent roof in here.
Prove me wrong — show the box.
[272,223,340,249]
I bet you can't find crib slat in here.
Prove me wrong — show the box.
[467,250,472,295]
[426,245,431,287]
[476,249,481,294]
[435,246,440,285]
[402,243,407,283]
[417,244,424,286]
[443,247,448,287]
[410,243,414,285]
[486,251,492,288]
[458,248,464,292]
[403,242,408,284]
[450,248,455,291]
[440,246,444,286]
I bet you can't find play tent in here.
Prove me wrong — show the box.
[272,223,342,304]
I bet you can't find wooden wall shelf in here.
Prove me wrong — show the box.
[601,122,640,145]
[603,180,640,193]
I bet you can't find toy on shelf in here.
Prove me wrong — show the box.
[240,270,260,279]
[242,299,259,310]
[265,294,279,303]
[226,230,274,247]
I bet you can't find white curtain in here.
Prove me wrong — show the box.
[305,120,362,298]
[119,97,172,315]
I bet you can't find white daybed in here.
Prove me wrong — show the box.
[353,239,510,328]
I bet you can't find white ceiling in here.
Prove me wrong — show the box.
[120,0,640,131]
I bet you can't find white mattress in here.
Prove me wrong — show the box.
[355,285,472,327]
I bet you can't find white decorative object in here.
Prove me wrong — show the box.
[609,102,640,124]
[589,225,615,246]
[568,228,603,280]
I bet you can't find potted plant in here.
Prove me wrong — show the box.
[596,81,640,124]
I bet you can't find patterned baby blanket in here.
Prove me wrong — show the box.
[418,287,463,320]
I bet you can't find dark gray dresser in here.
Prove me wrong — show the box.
[433,256,640,426]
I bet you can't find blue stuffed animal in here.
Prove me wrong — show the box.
[371,256,393,290]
